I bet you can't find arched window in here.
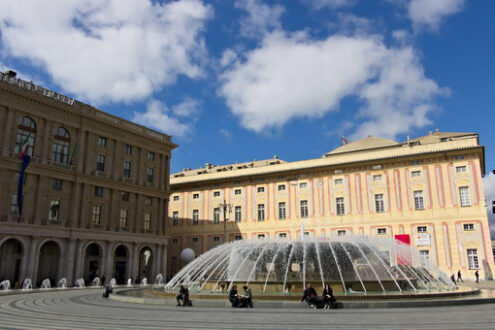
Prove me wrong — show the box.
[52,127,70,164]
[15,116,36,157]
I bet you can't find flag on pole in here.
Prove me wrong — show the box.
[69,141,77,165]
[17,154,31,222]
[19,132,31,159]
[341,136,349,145]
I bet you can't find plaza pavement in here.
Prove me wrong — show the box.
[1,287,495,329]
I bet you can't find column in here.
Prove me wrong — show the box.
[104,241,113,282]
[40,118,51,162]
[1,106,13,156]
[65,238,77,285]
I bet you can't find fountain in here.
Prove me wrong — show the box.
[154,274,164,287]
[127,278,132,287]
[0,280,11,291]
[22,278,33,290]
[75,278,85,288]
[110,278,117,287]
[165,235,455,296]
[57,278,67,288]
[92,277,101,287]
[40,279,51,289]
[140,278,148,286]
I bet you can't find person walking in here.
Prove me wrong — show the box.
[457,270,464,282]
[475,270,479,283]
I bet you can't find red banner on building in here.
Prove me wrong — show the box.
[394,234,411,265]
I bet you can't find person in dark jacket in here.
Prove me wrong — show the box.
[475,270,479,283]
[457,270,464,282]
[301,283,318,308]
[239,285,253,308]
[176,285,190,306]
[229,285,240,307]
[322,284,337,309]
[102,284,113,298]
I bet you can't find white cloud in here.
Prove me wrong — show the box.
[220,128,232,139]
[482,172,495,238]
[172,97,200,117]
[235,0,285,38]
[408,0,465,31]
[0,0,212,104]
[303,0,355,10]
[132,99,193,137]
[219,31,445,137]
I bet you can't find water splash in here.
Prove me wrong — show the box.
[75,278,85,288]
[92,277,101,287]
[126,278,132,287]
[110,278,117,287]
[40,279,51,289]
[22,278,33,290]
[0,280,11,291]
[154,274,163,287]
[140,278,147,286]
[57,278,67,289]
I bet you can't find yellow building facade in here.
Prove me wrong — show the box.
[167,132,493,281]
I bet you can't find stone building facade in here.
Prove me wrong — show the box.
[168,132,493,281]
[0,71,176,287]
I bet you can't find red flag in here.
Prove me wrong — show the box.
[341,136,349,145]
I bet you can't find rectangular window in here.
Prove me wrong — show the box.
[234,189,242,195]
[373,174,382,182]
[279,233,287,238]
[147,151,155,161]
[213,191,220,197]
[278,202,286,220]
[337,230,346,237]
[124,144,132,155]
[235,206,242,222]
[172,211,179,226]
[123,161,131,178]
[258,204,265,221]
[146,168,154,183]
[193,193,199,199]
[213,208,220,224]
[257,187,265,193]
[145,197,152,206]
[121,191,129,201]
[171,256,177,274]
[300,200,308,218]
[377,228,387,235]
[97,137,106,147]
[172,238,178,244]
[120,209,128,228]
[411,170,421,177]
[213,236,220,242]
[258,234,265,239]
[278,184,286,191]
[375,194,384,213]
[91,206,101,224]
[193,209,199,225]
[414,190,424,210]
[417,226,427,233]
[459,186,471,207]
[336,197,345,215]
[467,249,479,269]
[173,195,179,201]
[299,182,307,188]
[463,223,474,231]
[420,250,430,267]
[455,155,465,160]
[94,186,103,197]
[235,235,242,241]
[48,200,60,220]
[456,166,466,173]
[334,178,343,185]
[10,194,17,216]
[192,237,198,243]
[52,179,62,191]
[144,213,151,230]
[96,154,105,171]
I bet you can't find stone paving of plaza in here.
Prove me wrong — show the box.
[1,285,495,330]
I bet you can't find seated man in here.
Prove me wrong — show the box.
[102,285,113,298]
[176,285,190,306]
[300,283,318,308]
[239,285,253,308]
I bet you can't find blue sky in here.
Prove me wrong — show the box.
[0,1,494,210]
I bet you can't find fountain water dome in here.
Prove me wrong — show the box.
[57,278,67,288]
[92,277,101,287]
[0,280,11,291]
[75,278,85,288]
[165,235,455,295]
[127,278,132,287]
[40,279,51,289]
[22,278,33,290]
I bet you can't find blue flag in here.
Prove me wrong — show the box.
[17,155,30,222]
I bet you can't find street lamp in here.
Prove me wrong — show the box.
[218,199,232,243]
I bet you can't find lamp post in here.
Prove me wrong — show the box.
[219,199,232,243]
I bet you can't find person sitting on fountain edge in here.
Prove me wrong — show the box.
[176,285,191,307]
[322,284,337,309]
[301,283,318,308]
[239,285,253,308]
[229,285,240,307]
[103,284,113,298]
